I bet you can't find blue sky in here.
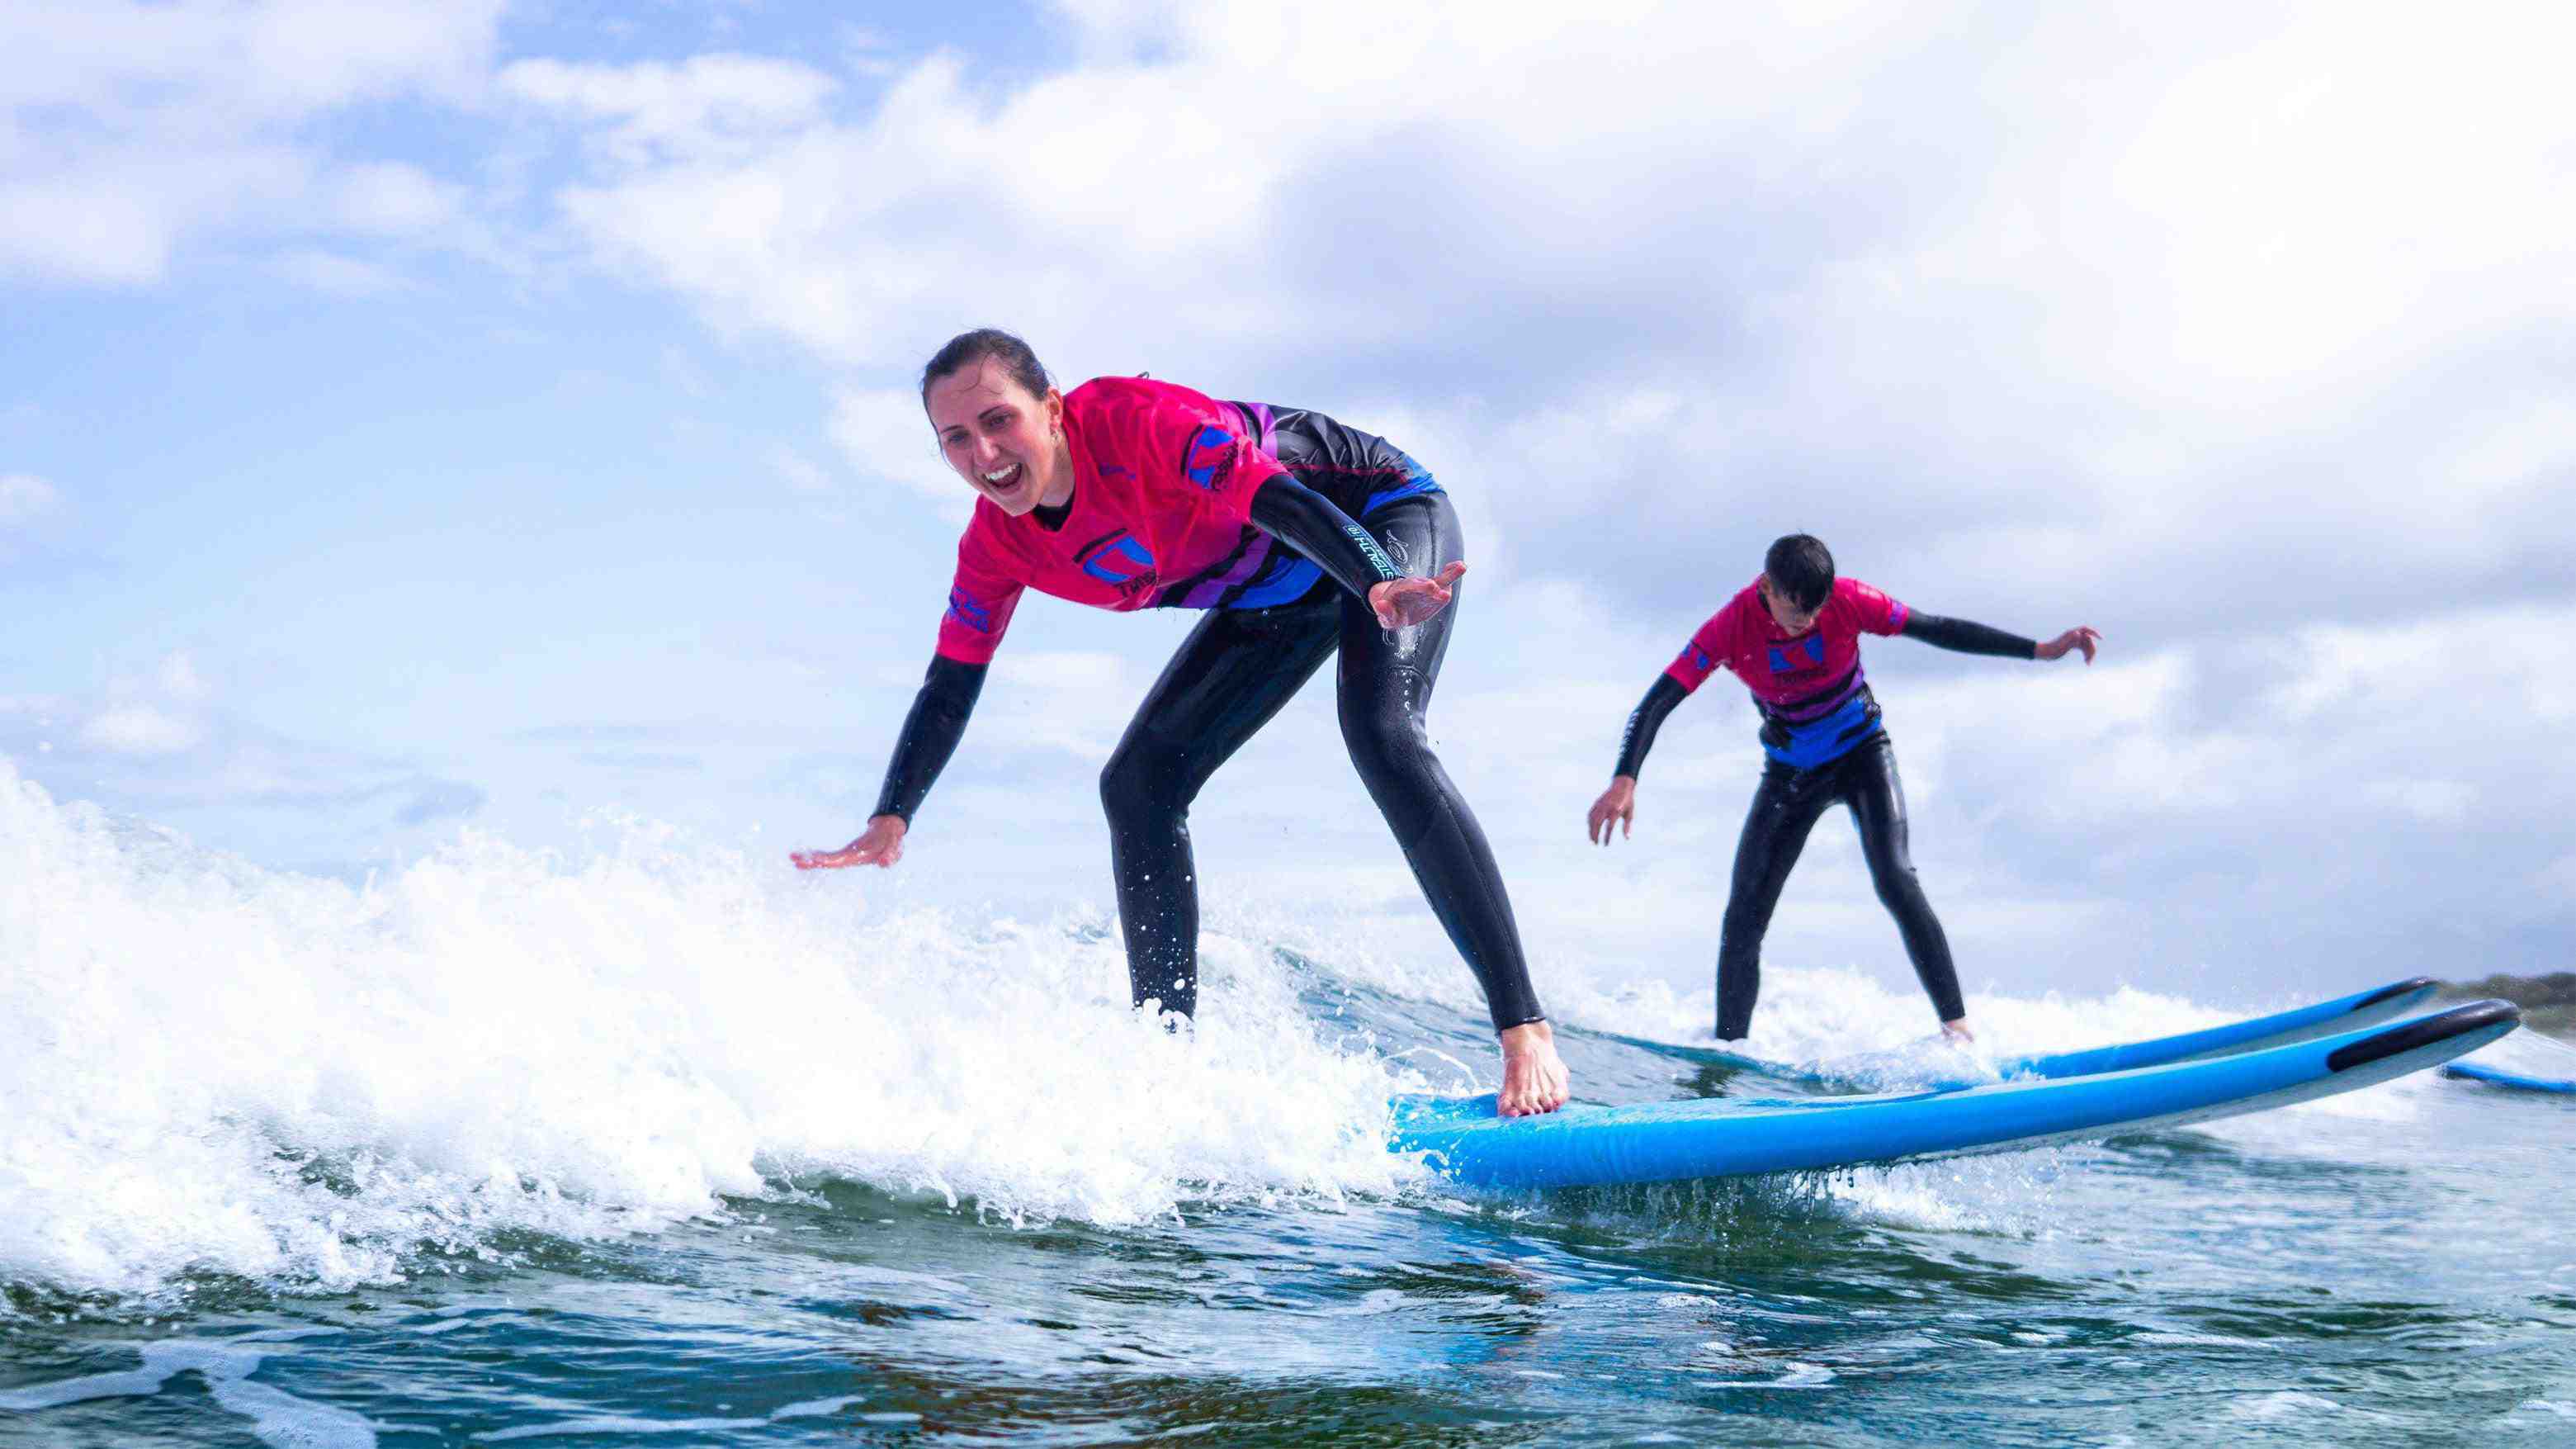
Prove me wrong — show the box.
[5,1,2571,1011]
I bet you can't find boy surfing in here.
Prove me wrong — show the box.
[1586,533,2099,1044]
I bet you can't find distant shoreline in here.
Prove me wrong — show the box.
[2440,970,2575,1039]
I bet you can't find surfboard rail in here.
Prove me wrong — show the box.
[2439,1060,2576,1095]
[1593,976,2446,1090]
[1393,1000,2518,1190]
[2002,976,2442,1079]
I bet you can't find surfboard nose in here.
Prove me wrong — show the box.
[2355,976,2441,1009]
[2324,1000,2520,1073]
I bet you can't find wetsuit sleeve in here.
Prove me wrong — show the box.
[872,656,987,824]
[1900,613,2040,660]
[1613,675,1690,780]
[1247,474,1402,599]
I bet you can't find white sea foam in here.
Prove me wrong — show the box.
[0,1333,375,1447]
[0,762,1420,1302]
[481,1396,864,1441]
[1553,962,2253,1068]
[0,757,2462,1305]
[1827,1154,2062,1235]
[2228,1389,2347,1423]
[1696,1360,1836,1389]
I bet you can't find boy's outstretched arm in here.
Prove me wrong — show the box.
[1587,675,1690,844]
[1902,614,2101,664]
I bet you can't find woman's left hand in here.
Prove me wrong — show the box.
[1368,561,1468,629]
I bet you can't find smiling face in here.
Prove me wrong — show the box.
[924,357,1073,516]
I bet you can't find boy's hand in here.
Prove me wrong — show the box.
[2037,627,2101,663]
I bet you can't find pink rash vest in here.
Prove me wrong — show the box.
[1665,575,1912,768]
[933,377,1312,667]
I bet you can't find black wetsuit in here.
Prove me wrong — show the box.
[1615,609,2037,1039]
[875,402,1544,1032]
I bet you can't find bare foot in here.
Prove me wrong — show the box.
[1497,1020,1571,1116]
[1941,1017,1976,1044]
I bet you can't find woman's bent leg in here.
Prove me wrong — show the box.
[1332,495,1543,1030]
[1843,737,1965,1024]
[1714,762,1836,1040]
[1101,598,1340,1017]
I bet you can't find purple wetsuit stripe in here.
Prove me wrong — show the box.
[1761,663,1869,722]
[1178,528,1279,607]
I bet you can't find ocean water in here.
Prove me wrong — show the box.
[4,763,2572,1447]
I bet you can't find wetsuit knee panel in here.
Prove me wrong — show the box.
[1867,864,1924,907]
[1337,703,1431,774]
[1720,896,1782,940]
[1099,739,1186,821]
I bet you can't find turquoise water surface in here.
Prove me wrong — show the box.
[5,770,2571,1445]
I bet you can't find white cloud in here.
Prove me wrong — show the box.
[271,249,412,296]
[837,26,903,80]
[2267,608,2576,725]
[0,0,506,284]
[68,651,211,755]
[769,446,833,496]
[2361,778,2474,826]
[11,2,2571,996]
[0,474,62,527]
[0,152,306,283]
[154,653,208,705]
[2535,855,2576,919]
[484,3,2574,644]
[330,161,463,235]
[830,387,967,514]
[81,706,202,756]
[3,649,483,841]
[2,0,499,116]
[1855,599,2571,959]
[489,2,1940,372]
[499,54,838,166]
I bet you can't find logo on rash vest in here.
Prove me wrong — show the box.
[1688,644,1718,674]
[945,588,996,634]
[1766,636,1827,677]
[1183,426,1237,490]
[1080,536,1158,586]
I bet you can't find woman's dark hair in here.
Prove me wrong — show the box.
[1764,533,1836,612]
[919,328,1052,410]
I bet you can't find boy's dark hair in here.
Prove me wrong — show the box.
[919,329,1052,410]
[1764,533,1836,613]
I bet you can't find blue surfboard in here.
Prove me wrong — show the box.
[1392,1000,2517,1190]
[1998,976,2444,1079]
[1601,977,2443,1089]
[2440,1060,2576,1095]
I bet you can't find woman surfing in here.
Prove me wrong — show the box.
[796,329,1570,1116]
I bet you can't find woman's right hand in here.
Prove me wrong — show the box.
[1367,561,1469,629]
[1586,776,1638,845]
[791,814,908,870]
